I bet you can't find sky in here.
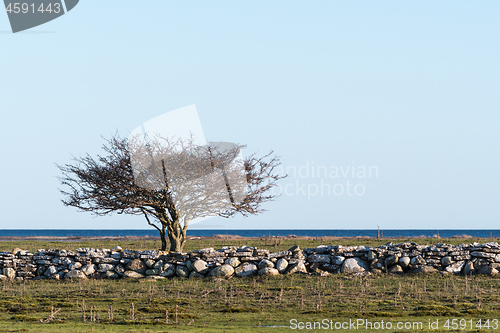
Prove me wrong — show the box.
[1,1,499,230]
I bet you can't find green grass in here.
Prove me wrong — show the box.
[1,236,498,254]
[1,238,500,332]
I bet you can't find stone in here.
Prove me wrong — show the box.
[476,266,498,275]
[209,264,234,278]
[153,260,164,269]
[235,263,258,277]
[286,262,308,275]
[463,261,475,275]
[0,275,7,281]
[307,254,331,264]
[124,271,145,278]
[144,259,156,268]
[367,251,377,261]
[193,259,209,274]
[288,245,300,252]
[159,263,176,277]
[98,264,115,272]
[2,268,15,279]
[388,265,403,274]
[410,255,426,265]
[12,248,23,255]
[112,246,123,252]
[258,267,280,276]
[105,271,120,279]
[81,264,95,276]
[65,270,87,279]
[276,259,288,273]
[189,271,205,278]
[111,252,122,259]
[370,259,385,270]
[441,256,454,266]
[258,259,274,270]
[399,257,410,269]
[44,266,58,277]
[341,258,368,274]
[225,257,241,268]
[332,256,345,265]
[176,265,190,278]
[69,262,82,270]
[413,266,438,274]
[445,261,464,274]
[126,259,147,273]
[385,255,399,266]
[145,268,160,275]
[114,265,125,275]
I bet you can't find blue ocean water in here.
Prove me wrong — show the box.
[0,229,499,238]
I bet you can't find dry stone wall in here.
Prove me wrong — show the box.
[1,241,500,281]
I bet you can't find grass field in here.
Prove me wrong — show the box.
[1,238,500,332]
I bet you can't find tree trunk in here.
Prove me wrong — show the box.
[166,220,186,253]
[168,232,185,252]
[159,224,167,251]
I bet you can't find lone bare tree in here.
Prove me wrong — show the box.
[57,135,285,252]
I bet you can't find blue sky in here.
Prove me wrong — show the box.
[1,1,499,230]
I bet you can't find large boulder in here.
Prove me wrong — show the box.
[2,268,16,279]
[124,271,145,278]
[12,248,23,255]
[209,265,234,278]
[445,261,464,274]
[235,263,258,277]
[276,259,288,273]
[160,263,176,277]
[413,266,438,274]
[144,259,156,268]
[44,266,58,277]
[410,255,426,265]
[98,264,115,272]
[286,262,308,275]
[193,260,209,274]
[189,271,205,278]
[258,259,274,270]
[399,257,410,269]
[69,262,82,270]
[105,271,120,279]
[332,256,345,265]
[225,257,241,268]
[341,258,369,274]
[463,261,475,275]
[176,265,190,278]
[388,265,403,274]
[441,257,454,266]
[385,255,399,267]
[81,264,95,276]
[65,270,87,279]
[258,267,280,276]
[126,259,147,274]
[145,269,160,275]
[477,265,498,276]
[307,254,331,264]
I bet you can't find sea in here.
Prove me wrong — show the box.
[0,229,499,238]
